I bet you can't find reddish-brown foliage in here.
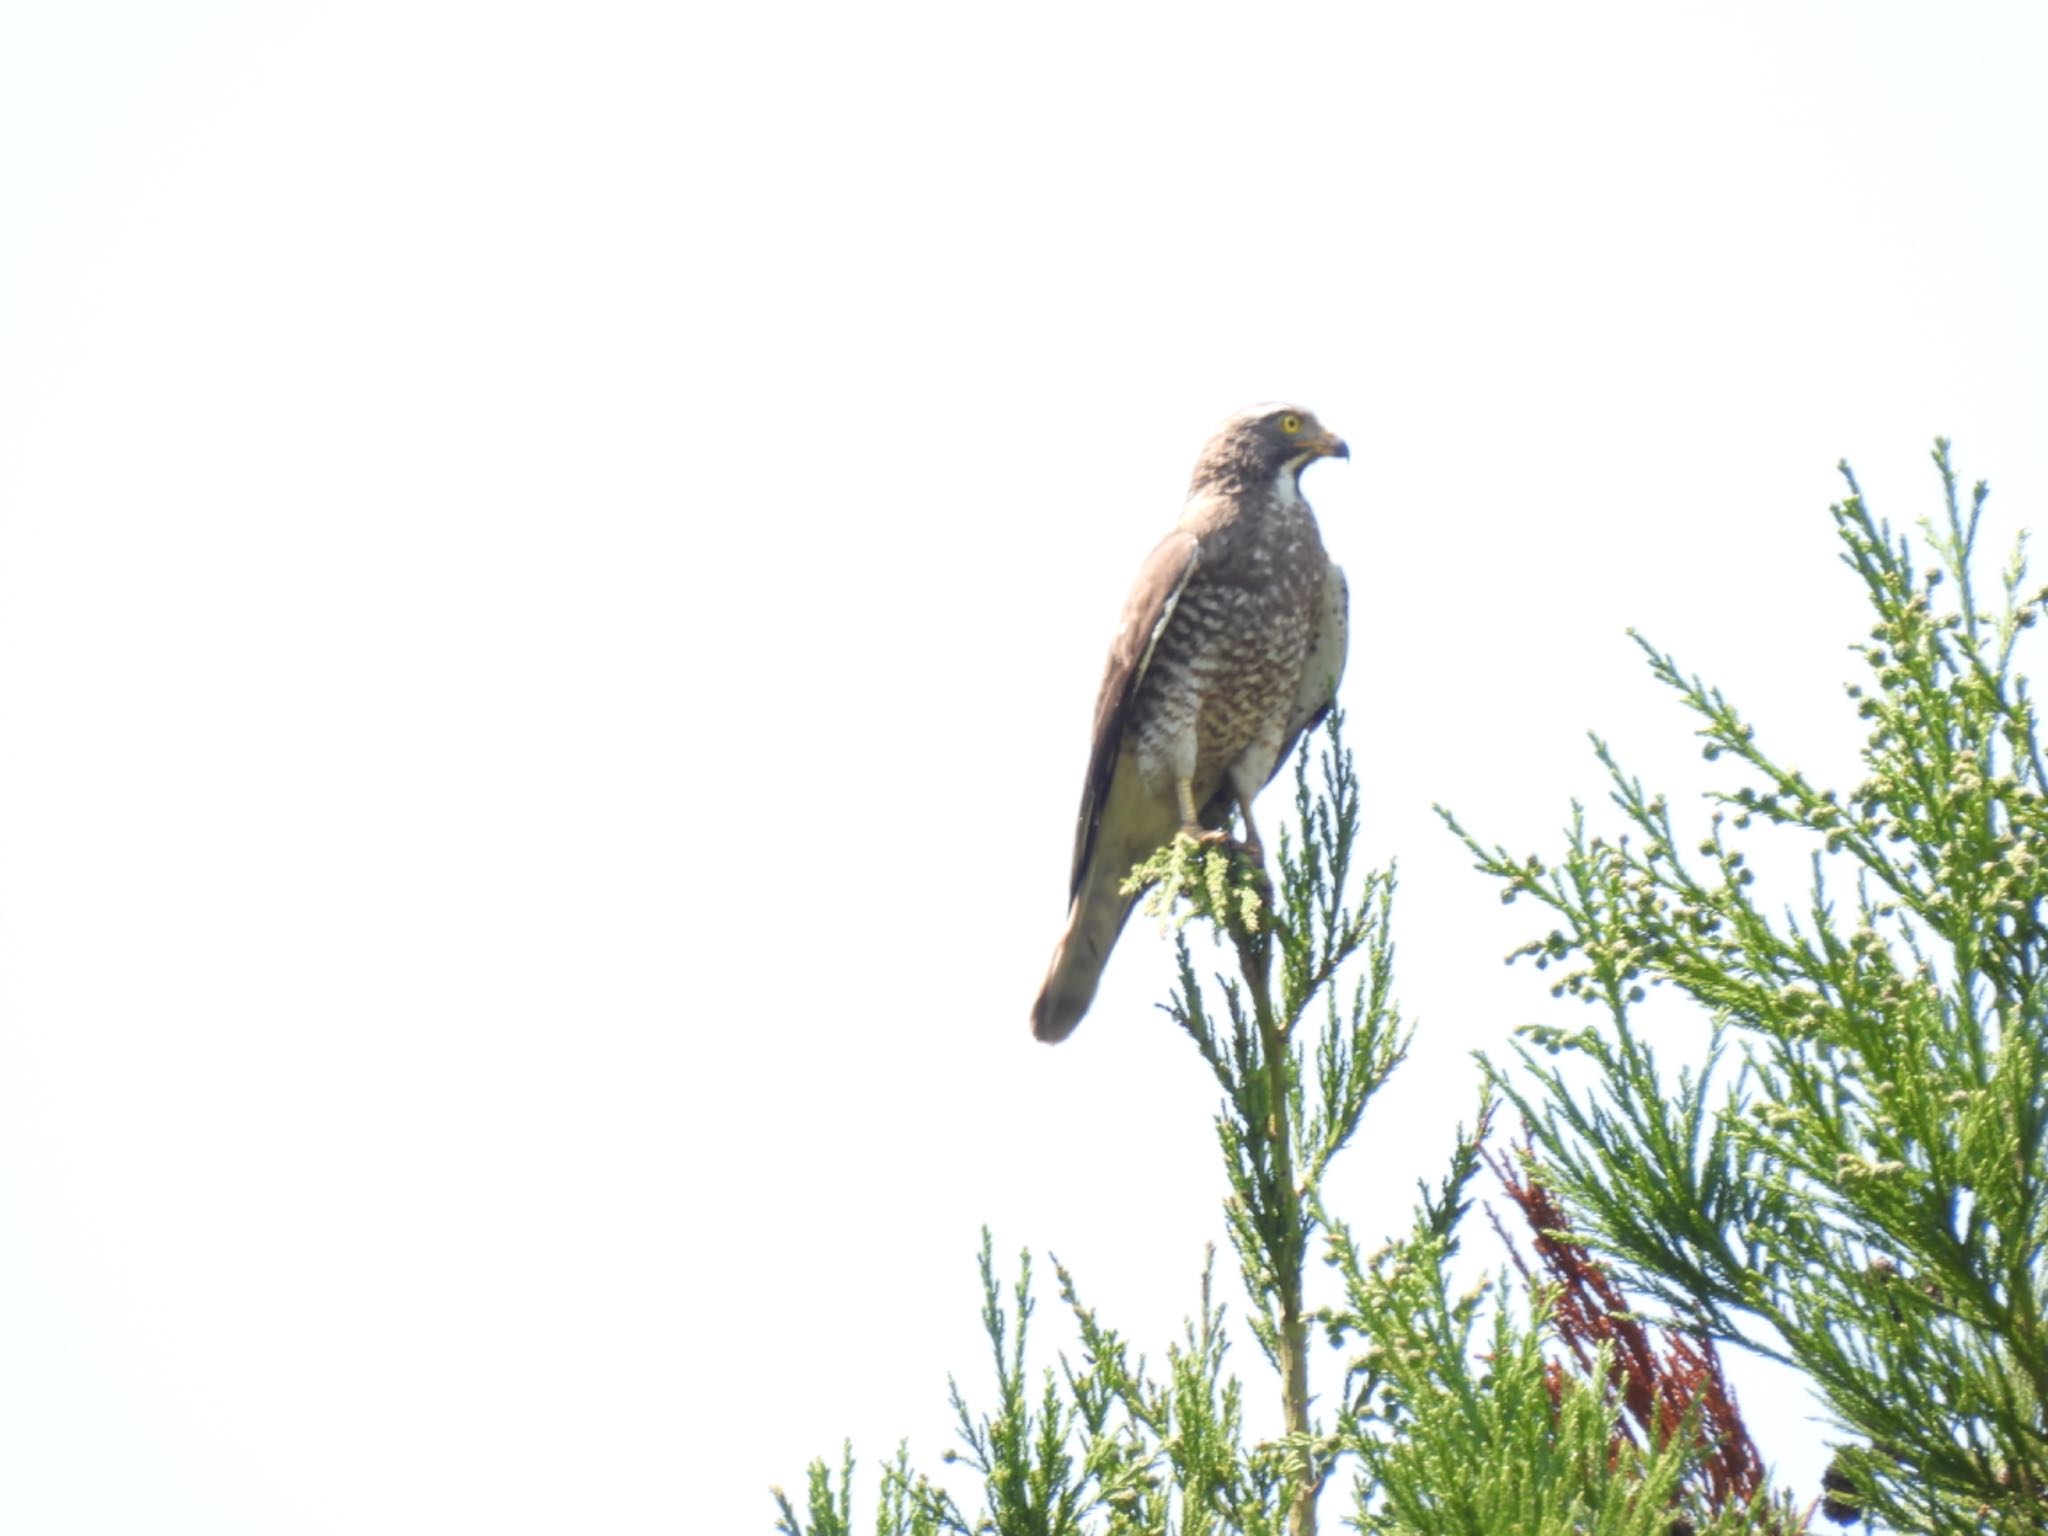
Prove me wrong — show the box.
[1485,1142,1806,1532]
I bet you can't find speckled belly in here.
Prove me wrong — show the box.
[1129,577,1314,795]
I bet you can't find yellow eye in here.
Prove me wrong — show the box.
[1280,413,1303,434]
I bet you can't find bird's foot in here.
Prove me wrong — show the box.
[1176,825,1261,863]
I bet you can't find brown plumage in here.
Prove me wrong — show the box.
[1032,404,1350,1043]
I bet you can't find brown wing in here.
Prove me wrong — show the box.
[1068,528,1200,897]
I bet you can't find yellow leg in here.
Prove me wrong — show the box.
[1176,776,1202,833]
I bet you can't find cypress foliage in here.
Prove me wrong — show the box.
[777,443,2039,1536]
[1451,442,2048,1532]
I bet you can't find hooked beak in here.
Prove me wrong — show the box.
[1317,429,1350,461]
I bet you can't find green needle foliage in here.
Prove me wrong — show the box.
[1326,1195,1769,1536]
[1448,441,2048,1532]
[777,722,1416,1536]
[776,723,1794,1535]
[1139,713,1411,1534]
[777,445,2040,1535]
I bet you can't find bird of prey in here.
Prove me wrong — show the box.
[1031,403,1350,1043]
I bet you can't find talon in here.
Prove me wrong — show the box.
[1175,825,1262,864]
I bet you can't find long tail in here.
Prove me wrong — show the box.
[1031,866,1144,1043]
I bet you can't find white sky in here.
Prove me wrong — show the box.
[2,1,2045,1531]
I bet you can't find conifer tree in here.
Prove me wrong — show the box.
[775,442,2041,1536]
[1451,442,2048,1532]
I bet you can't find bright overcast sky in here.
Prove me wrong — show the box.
[3,2,2046,1532]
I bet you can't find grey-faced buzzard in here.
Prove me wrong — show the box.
[1031,404,1350,1043]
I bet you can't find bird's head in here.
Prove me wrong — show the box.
[1190,403,1349,495]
